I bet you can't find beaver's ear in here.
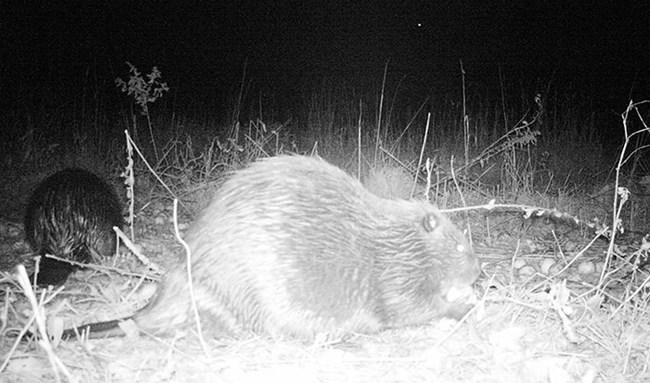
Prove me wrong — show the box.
[422,214,439,233]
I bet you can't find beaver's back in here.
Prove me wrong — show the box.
[133,155,480,340]
[25,168,123,286]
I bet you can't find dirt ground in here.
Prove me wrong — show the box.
[1,175,650,383]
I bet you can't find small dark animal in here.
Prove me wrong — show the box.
[62,156,480,340]
[24,168,123,286]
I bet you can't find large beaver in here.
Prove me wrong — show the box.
[61,155,480,340]
[24,168,123,286]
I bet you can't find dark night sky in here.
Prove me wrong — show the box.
[2,0,649,114]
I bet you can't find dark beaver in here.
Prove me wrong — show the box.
[24,168,123,286]
[62,156,480,340]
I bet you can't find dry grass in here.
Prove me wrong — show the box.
[3,225,650,382]
[2,67,650,381]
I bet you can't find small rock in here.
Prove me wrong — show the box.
[519,265,536,277]
[577,261,595,275]
[513,259,527,269]
[541,258,556,274]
